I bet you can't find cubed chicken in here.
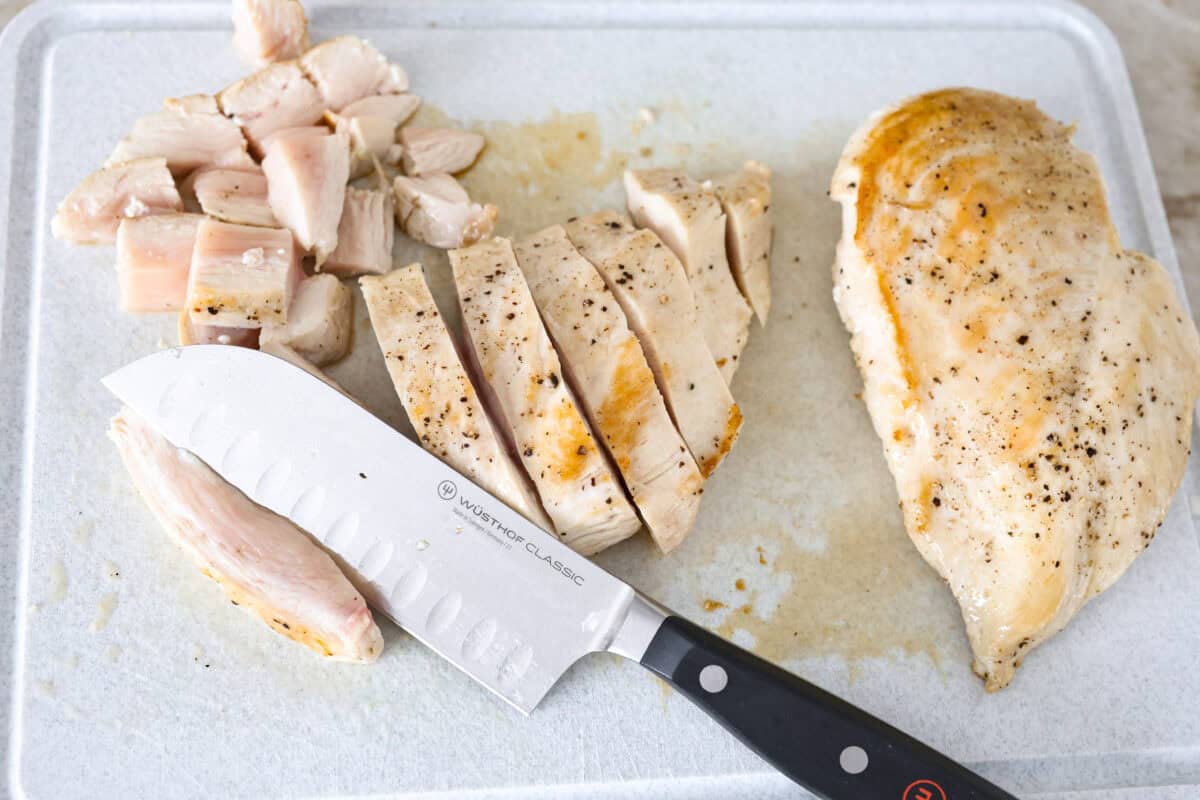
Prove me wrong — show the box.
[325,112,403,178]
[262,130,351,265]
[185,166,277,227]
[393,173,496,250]
[338,93,420,123]
[711,161,773,324]
[177,311,262,348]
[110,407,382,662]
[360,264,552,530]
[514,226,704,553]
[260,273,352,365]
[625,168,753,383]
[566,212,741,477]
[217,60,326,156]
[323,187,394,277]
[116,213,202,312]
[186,218,301,328]
[451,238,640,555]
[299,35,408,112]
[399,126,485,176]
[232,0,309,67]
[107,107,257,177]
[52,157,182,244]
[163,94,220,114]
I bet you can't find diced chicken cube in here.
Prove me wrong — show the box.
[116,213,202,312]
[338,93,420,123]
[393,173,496,250]
[300,35,408,111]
[182,166,277,227]
[107,108,257,176]
[260,274,352,365]
[712,161,773,323]
[177,312,262,348]
[186,218,301,328]
[323,187,394,277]
[326,112,403,178]
[399,126,485,176]
[52,157,182,244]
[163,94,220,114]
[259,124,330,151]
[217,60,326,156]
[262,130,351,264]
[232,0,309,67]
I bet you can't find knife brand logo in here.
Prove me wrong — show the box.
[437,480,457,500]
[524,542,586,586]
[902,780,946,800]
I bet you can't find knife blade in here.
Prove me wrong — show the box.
[103,346,1016,799]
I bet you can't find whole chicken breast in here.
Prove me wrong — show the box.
[711,161,773,324]
[832,87,1200,690]
[52,157,182,244]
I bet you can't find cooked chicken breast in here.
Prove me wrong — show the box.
[116,213,202,312]
[164,94,220,114]
[107,107,257,177]
[299,35,407,112]
[187,166,277,227]
[399,126,485,176]
[177,312,262,348]
[232,0,309,67]
[625,168,753,382]
[359,264,552,530]
[566,212,742,477]
[52,157,182,244]
[325,112,403,178]
[217,60,326,155]
[324,186,394,277]
[393,173,496,250]
[514,226,704,553]
[832,87,1200,690]
[450,238,640,554]
[110,407,382,662]
[711,161,773,324]
[262,129,351,265]
[186,218,301,328]
[338,93,420,124]
[260,273,352,365]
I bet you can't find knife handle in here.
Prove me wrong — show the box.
[639,615,1016,800]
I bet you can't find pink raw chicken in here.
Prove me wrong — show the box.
[185,166,277,227]
[323,187,394,277]
[299,35,408,111]
[393,173,496,250]
[177,312,262,348]
[110,407,382,662]
[232,0,309,67]
[116,213,203,312]
[399,126,485,176]
[260,273,352,366]
[262,130,351,265]
[106,107,257,177]
[52,157,182,244]
[217,60,326,156]
[186,218,301,328]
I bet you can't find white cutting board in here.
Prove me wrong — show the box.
[1,1,1198,797]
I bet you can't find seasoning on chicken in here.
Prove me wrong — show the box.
[832,88,1200,690]
[393,173,496,250]
[625,168,752,383]
[262,129,351,265]
[116,213,202,312]
[566,212,741,477]
[260,273,352,365]
[186,217,301,328]
[323,186,394,277]
[232,0,309,67]
[514,226,704,552]
[109,407,383,662]
[163,94,220,114]
[177,312,262,348]
[399,126,485,176]
[107,106,257,177]
[52,157,182,245]
[299,35,408,112]
[450,238,640,554]
[217,60,325,156]
[360,264,552,529]
[711,161,773,324]
[186,166,277,227]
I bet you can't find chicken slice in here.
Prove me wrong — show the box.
[116,213,202,312]
[832,88,1200,690]
[186,218,301,328]
[164,94,220,114]
[393,173,496,250]
[299,35,408,112]
[324,186,394,277]
[110,407,382,662]
[52,157,182,244]
[262,129,351,265]
[325,112,403,178]
[514,226,704,553]
[625,168,753,383]
[187,166,277,227]
[217,60,326,156]
[107,107,257,177]
[177,311,262,348]
[232,0,309,67]
[566,212,741,477]
[711,161,773,324]
[399,126,485,176]
[450,238,640,554]
[260,273,352,365]
[359,264,552,529]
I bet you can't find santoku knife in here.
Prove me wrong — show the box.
[103,346,1015,800]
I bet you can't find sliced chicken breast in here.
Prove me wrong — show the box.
[711,161,773,324]
[393,173,496,250]
[359,264,552,530]
[514,226,704,553]
[299,35,407,111]
[450,238,640,555]
[566,212,741,477]
[187,166,278,227]
[625,168,753,382]
[399,126,485,176]
[107,107,257,177]
[324,186,394,277]
[262,129,351,265]
[260,273,352,365]
[116,213,202,312]
[177,312,262,348]
[217,60,326,156]
[186,218,301,328]
[52,157,182,244]
[110,407,382,662]
[232,0,309,67]
[164,94,220,114]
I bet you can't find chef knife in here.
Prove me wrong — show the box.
[103,346,1015,800]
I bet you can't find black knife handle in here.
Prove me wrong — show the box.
[639,616,1016,800]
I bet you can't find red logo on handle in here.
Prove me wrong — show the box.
[903,780,947,800]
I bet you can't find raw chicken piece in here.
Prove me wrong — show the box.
[164,94,220,114]
[260,273,352,365]
[625,169,753,383]
[186,218,301,328]
[107,108,257,176]
[325,112,403,178]
[360,264,552,529]
[451,238,640,555]
[514,226,704,553]
[711,161,773,324]
[187,167,277,227]
[232,0,309,67]
[566,212,741,477]
[393,173,496,250]
[116,213,202,312]
[323,186,394,277]
[300,35,408,111]
[177,311,262,348]
[217,60,326,155]
[338,93,420,123]
[52,157,182,244]
[110,407,382,662]
[399,126,485,176]
[832,88,1200,690]
[262,130,351,264]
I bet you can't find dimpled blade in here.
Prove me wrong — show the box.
[102,346,636,712]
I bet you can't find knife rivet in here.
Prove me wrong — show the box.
[839,745,869,775]
[698,664,727,694]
